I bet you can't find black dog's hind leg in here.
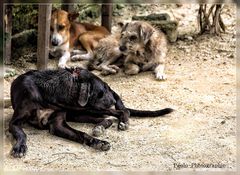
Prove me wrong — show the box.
[9,111,28,158]
[66,114,113,137]
[49,111,111,151]
[112,91,130,130]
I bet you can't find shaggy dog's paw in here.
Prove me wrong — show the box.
[124,66,140,75]
[11,143,27,158]
[92,126,105,137]
[70,55,81,61]
[101,69,116,76]
[155,72,167,80]
[101,66,119,76]
[94,140,111,151]
[109,65,120,71]
[118,122,129,131]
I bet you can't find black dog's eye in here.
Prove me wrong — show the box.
[58,25,65,30]
[97,91,104,98]
[130,35,137,41]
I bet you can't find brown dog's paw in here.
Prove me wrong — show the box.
[93,140,111,151]
[92,126,105,137]
[118,122,129,131]
[11,143,27,158]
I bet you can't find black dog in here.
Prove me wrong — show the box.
[9,67,173,158]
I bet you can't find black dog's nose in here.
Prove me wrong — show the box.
[119,45,127,52]
[51,39,59,46]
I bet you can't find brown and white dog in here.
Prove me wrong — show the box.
[49,9,110,68]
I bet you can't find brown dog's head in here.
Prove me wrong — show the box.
[50,9,79,46]
[119,21,154,54]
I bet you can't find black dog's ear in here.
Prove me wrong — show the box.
[68,12,79,21]
[78,83,91,107]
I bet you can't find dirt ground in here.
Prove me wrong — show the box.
[3,4,236,172]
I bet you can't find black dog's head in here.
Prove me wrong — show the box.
[68,67,116,110]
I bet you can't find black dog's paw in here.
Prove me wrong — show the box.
[92,126,105,137]
[11,143,27,158]
[118,122,129,131]
[93,140,111,151]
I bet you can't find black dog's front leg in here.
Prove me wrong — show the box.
[78,108,129,130]
[112,91,130,130]
[9,112,28,158]
[49,111,111,151]
[66,113,113,137]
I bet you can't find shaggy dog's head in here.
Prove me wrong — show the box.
[119,21,154,54]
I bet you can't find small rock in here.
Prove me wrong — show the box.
[176,4,183,7]
[4,68,17,78]
[185,48,190,53]
[228,53,234,58]
[116,4,125,10]
[186,36,193,40]
[221,120,226,124]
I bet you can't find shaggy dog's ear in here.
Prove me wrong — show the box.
[121,22,129,33]
[78,83,91,107]
[68,12,79,21]
[139,24,153,45]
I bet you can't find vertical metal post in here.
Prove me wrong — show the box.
[61,0,74,12]
[37,4,52,70]
[101,2,112,33]
[4,5,12,65]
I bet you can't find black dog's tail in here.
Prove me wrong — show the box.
[127,108,174,117]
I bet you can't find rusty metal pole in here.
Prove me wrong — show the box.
[4,5,12,65]
[61,0,74,12]
[101,1,112,33]
[37,4,52,70]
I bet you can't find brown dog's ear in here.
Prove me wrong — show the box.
[68,12,79,21]
[78,83,91,107]
[139,24,153,45]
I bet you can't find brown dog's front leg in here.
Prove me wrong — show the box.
[49,111,110,151]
